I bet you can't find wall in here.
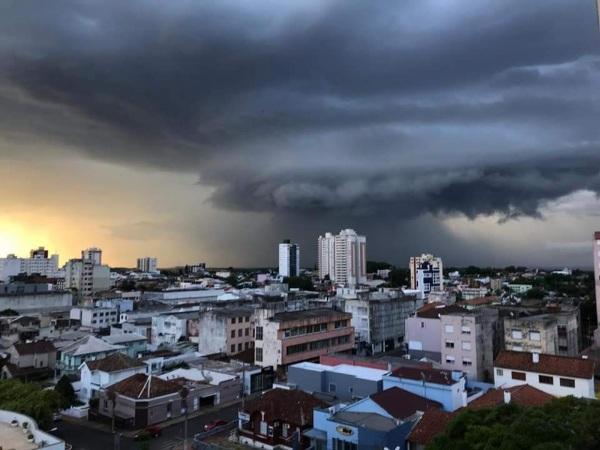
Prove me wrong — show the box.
[405,316,441,353]
[382,375,466,412]
[0,409,65,450]
[0,292,72,313]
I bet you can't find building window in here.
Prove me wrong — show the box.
[231,330,235,338]
[255,327,263,340]
[333,438,357,450]
[245,328,250,336]
[560,378,575,388]
[328,383,336,393]
[445,341,455,349]
[462,359,472,366]
[461,326,471,335]
[245,316,250,322]
[538,375,553,385]
[511,371,526,381]
[511,329,523,339]
[444,325,454,333]
[420,321,425,328]
[462,341,471,351]
[529,331,541,341]
[238,343,242,352]
[445,356,455,364]
[496,368,504,376]
[231,345,235,353]
[231,318,236,324]
[238,329,242,337]
[255,347,263,362]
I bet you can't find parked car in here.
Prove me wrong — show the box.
[134,425,162,441]
[204,419,227,431]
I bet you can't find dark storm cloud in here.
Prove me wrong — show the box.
[1,0,599,220]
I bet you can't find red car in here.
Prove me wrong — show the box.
[134,425,162,441]
[204,419,227,431]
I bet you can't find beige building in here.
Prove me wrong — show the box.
[318,229,367,287]
[504,315,558,355]
[198,307,255,356]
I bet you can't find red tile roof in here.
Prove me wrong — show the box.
[109,373,182,399]
[391,366,460,386]
[13,341,56,355]
[243,388,326,426]
[468,384,554,409]
[407,409,454,446]
[495,350,595,379]
[370,387,441,420]
[85,352,145,373]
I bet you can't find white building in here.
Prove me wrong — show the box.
[82,247,102,265]
[409,253,443,294]
[64,257,110,298]
[317,229,366,287]
[137,257,158,273]
[0,247,63,282]
[70,306,119,330]
[0,409,66,449]
[278,240,300,277]
[494,350,595,399]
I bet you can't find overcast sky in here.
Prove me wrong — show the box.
[1,0,599,268]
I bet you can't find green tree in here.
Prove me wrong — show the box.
[54,375,76,408]
[283,276,314,291]
[0,379,62,428]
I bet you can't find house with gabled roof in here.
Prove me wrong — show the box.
[59,335,125,373]
[1,341,56,381]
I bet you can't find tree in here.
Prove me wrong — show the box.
[428,397,600,450]
[0,379,62,428]
[0,308,19,316]
[283,276,314,291]
[54,375,76,408]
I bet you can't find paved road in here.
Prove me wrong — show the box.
[52,403,239,450]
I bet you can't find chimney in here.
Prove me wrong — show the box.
[503,390,511,404]
[532,352,539,363]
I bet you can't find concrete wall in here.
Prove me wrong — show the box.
[0,292,72,314]
[405,316,441,353]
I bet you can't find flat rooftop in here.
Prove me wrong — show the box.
[0,422,37,450]
[292,362,388,381]
[271,308,350,322]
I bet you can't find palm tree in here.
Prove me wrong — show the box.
[179,387,189,449]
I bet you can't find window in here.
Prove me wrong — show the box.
[231,345,235,353]
[496,368,504,376]
[511,371,526,381]
[538,375,553,385]
[420,321,425,328]
[255,347,263,362]
[245,328,250,336]
[238,329,242,337]
[231,330,235,338]
[461,326,471,335]
[560,378,575,388]
[245,316,250,322]
[231,318,236,324]
[445,356,455,364]
[445,341,455,349]
[333,439,357,450]
[238,343,242,352]
[462,341,472,351]
[529,331,541,341]
[444,325,454,333]
[511,329,523,339]
[255,327,263,340]
[328,383,336,393]
[462,359,472,366]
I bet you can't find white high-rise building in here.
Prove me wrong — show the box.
[82,247,102,265]
[137,257,158,273]
[318,229,366,287]
[593,232,600,345]
[278,240,300,278]
[0,247,62,282]
[409,253,444,294]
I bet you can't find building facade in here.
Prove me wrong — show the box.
[137,257,158,273]
[64,258,110,298]
[409,254,443,294]
[318,229,366,287]
[198,307,255,355]
[278,240,300,278]
[0,247,62,282]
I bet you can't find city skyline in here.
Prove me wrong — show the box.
[1,1,599,268]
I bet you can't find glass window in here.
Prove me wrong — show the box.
[445,341,455,348]
[511,371,526,381]
[461,326,471,335]
[560,378,575,388]
[511,329,523,339]
[231,318,236,324]
[496,368,504,376]
[539,375,553,385]
[529,331,541,341]
[255,327,263,340]
[462,341,472,351]
[462,359,472,366]
[445,356,455,364]
[328,383,336,393]
[444,325,454,333]
[255,347,263,362]
[231,345,235,353]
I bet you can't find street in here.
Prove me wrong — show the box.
[52,403,240,450]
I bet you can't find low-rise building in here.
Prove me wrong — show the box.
[151,312,199,347]
[254,308,354,369]
[1,341,56,381]
[288,362,388,401]
[507,284,533,295]
[160,367,242,405]
[493,350,595,399]
[70,306,119,330]
[101,332,147,358]
[197,307,255,356]
[79,352,147,403]
[504,315,558,354]
[0,409,66,450]
[59,335,125,373]
[238,388,327,450]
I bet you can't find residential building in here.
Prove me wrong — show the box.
[59,335,125,373]
[288,362,388,401]
[594,231,600,345]
[82,247,102,265]
[278,240,300,278]
[308,387,440,450]
[409,254,443,295]
[318,229,366,287]
[238,388,327,450]
[78,352,147,403]
[440,307,501,381]
[137,257,158,273]
[382,366,467,412]
[101,332,147,358]
[197,307,254,356]
[494,350,595,399]
[342,289,422,353]
[405,303,465,362]
[459,287,489,301]
[254,308,354,369]
[70,306,119,330]
[64,258,110,298]
[1,341,57,381]
[0,247,62,282]
[504,315,558,354]
[151,312,199,347]
[507,284,533,295]
[97,374,216,428]
[160,367,242,405]
[0,409,66,450]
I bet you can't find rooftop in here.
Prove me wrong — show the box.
[468,384,554,409]
[0,422,37,450]
[415,303,466,319]
[332,411,398,432]
[407,409,454,446]
[85,352,146,373]
[109,373,183,399]
[13,341,56,355]
[370,387,441,420]
[61,335,125,356]
[242,388,327,426]
[495,350,595,379]
[390,366,461,386]
[101,333,147,345]
[271,308,350,323]
[291,362,389,381]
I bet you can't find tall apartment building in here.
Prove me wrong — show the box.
[440,307,500,381]
[137,257,158,273]
[409,253,443,294]
[64,248,110,298]
[278,240,300,278]
[198,307,255,356]
[0,247,62,282]
[253,308,354,369]
[318,229,366,287]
